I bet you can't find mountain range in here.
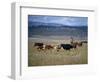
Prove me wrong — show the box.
[28,21,88,40]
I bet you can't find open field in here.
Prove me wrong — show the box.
[28,38,88,66]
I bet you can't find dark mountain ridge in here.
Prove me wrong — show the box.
[28,21,88,39]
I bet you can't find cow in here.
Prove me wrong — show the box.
[53,45,62,52]
[45,45,54,50]
[34,42,44,50]
[60,44,74,50]
[77,42,82,47]
[37,45,44,50]
[34,42,43,47]
[70,37,83,47]
[71,42,77,48]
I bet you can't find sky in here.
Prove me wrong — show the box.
[28,15,88,26]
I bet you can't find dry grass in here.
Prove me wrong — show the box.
[28,40,88,66]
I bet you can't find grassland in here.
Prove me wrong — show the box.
[28,38,88,66]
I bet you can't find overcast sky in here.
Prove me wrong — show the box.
[28,15,88,26]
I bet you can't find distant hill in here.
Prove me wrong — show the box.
[28,21,88,40]
[28,21,66,27]
[28,21,87,28]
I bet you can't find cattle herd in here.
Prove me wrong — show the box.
[33,40,87,52]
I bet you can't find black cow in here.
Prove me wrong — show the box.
[60,44,74,50]
[34,43,43,47]
[34,43,44,50]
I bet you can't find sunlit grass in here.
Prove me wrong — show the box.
[28,41,88,66]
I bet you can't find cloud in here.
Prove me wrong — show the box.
[28,15,88,26]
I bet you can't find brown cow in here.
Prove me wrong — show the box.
[77,42,82,47]
[45,45,54,50]
[70,37,83,47]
